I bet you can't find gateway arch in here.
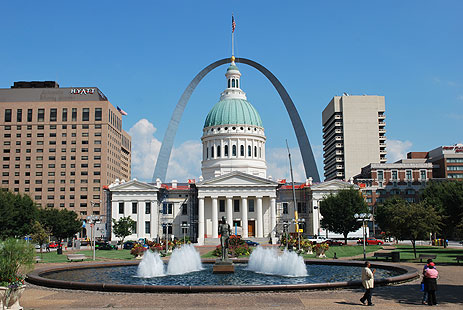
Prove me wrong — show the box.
[152,57,320,183]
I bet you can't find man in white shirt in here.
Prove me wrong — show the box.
[360,261,376,306]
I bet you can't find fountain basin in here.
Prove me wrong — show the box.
[27,259,418,293]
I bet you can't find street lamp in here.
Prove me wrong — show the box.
[282,221,289,250]
[354,213,371,260]
[162,222,172,255]
[292,218,305,250]
[181,223,190,244]
[86,215,101,261]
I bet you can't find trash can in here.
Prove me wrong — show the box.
[57,247,63,255]
[391,251,400,262]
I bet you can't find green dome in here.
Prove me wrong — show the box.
[227,64,239,71]
[204,99,263,128]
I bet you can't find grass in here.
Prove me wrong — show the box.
[387,245,463,264]
[35,249,134,263]
[303,245,382,259]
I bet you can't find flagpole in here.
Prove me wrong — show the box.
[231,14,234,57]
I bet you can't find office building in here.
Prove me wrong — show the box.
[322,94,386,181]
[0,81,131,218]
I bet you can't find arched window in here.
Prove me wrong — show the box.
[217,145,221,157]
[228,79,231,88]
[232,79,235,88]
[211,146,214,158]
[240,145,244,156]
[236,80,239,88]
[248,145,251,157]
[259,147,262,158]
[254,146,257,157]
[206,147,209,159]
[232,145,237,156]
[224,145,229,157]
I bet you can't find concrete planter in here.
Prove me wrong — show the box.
[4,285,26,310]
[0,286,7,309]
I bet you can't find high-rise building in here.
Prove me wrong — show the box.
[322,94,386,181]
[0,81,131,218]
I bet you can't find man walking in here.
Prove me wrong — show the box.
[360,261,376,306]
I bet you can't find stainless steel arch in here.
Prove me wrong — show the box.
[152,58,320,183]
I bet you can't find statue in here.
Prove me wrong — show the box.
[213,216,235,273]
[218,216,231,261]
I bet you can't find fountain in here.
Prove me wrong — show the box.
[137,244,202,277]
[247,246,307,277]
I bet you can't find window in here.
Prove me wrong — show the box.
[145,202,151,214]
[132,202,137,214]
[219,200,225,212]
[145,221,150,234]
[377,170,384,181]
[38,109,44,122]
[248,199,254,212]
[211,146,214,158]
[72,108,77,121]
[182,203,188,215]
[234,199,240,212]
[4,109,11,122]
[248,145,251,157]
[240,145,244,156]
[391,170,398,180]
[50,108,57,121]
[406,170,412,181]
[420,170,427,180]
[217,145,221,157]
[82,108,89,121]
[27,109,32,122]
[62,108,67,121]
[95,108,102,121]
[16,109,22,122]
[163,203,173,215]
[232,145,237,156]
[224,145,229,157]
[283,202,288,214]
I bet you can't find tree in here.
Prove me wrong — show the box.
[39,208,82,251]
[376,198,441,258]
[319,187,369,244]
[112,216,136,248]
[421,180,463,244]
[0,191,39,239]
[31,221,50,259]
[0,238,35,285]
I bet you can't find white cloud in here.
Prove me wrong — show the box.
[386,139,413,163]
[266,147,306,182]
[128,119,201,182]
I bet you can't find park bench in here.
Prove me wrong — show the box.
[419,254,437,263]
[373,252,393,260]
[455,255,463,264]
[66,254,86,262]
[35,256,41,263]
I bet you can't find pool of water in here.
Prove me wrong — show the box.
[44,264,402,286]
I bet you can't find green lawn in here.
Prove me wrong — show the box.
[36,249,134,263]
[302,245,382,259]
[388,245,463,264]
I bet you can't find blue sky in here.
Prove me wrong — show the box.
[1,1,462,182]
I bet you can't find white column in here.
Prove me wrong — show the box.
[241,197,248,238]
[137,202,143,239]
[226,196,233,227]
[212,197,218,238]
[150,201,158,239]
[111,201,119,240]
[198,197,205,245]
[270,197,276,238]
[256,196,263,238]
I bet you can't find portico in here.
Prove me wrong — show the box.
[196,171,278,244]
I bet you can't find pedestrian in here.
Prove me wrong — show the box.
[421,259,434,304]
[360,261,376,306]
[424,262,438,306]
[46,243,50,252]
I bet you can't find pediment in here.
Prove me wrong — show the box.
[311,179,358,191]
[109,179,159,192]
[198,171,279,187]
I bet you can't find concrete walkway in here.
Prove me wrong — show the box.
[21,248,463,309]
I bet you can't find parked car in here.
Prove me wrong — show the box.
[308,236,327,244]
[244,240,259,247]
[96,242,117,250]
[357,238,384,245]
[123,241,136,250]
[48,242,59,248]
[323,239,344,246]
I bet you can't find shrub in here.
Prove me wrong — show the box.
[0,238,35,286]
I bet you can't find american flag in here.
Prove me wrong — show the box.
[117,106,128,116]
[232,15,236,33]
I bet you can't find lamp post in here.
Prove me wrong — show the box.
[86,215,101,261]
[162,222,172,255]
[282,222,289,251]
[292,218,305,250]
[354,213,371,260]
[181,223,190,244]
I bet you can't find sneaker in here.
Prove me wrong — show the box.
[360,299,366,305]
[422,301,427,305]
[367,304,374,306]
